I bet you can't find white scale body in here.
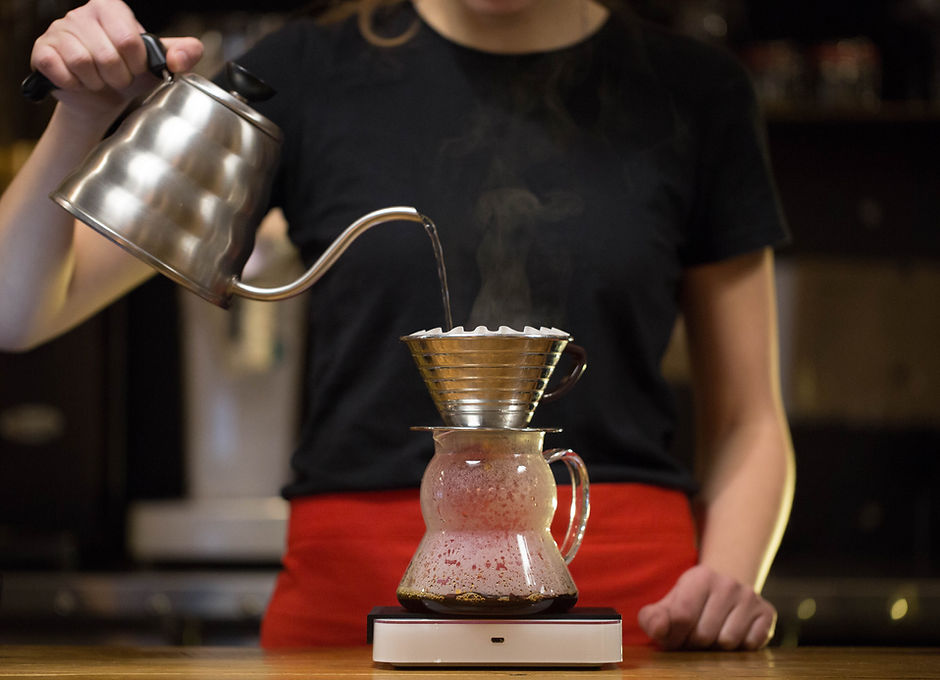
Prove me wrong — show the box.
[369,607,622,667]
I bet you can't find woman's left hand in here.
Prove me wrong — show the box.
[637,564,777,650]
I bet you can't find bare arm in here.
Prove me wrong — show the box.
[685,247,794,591]
[0,0,203,350]
[0,105,153,350]
[639,247,795,650]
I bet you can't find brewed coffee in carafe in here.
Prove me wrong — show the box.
[396,426,588,616]
[397,326,589,617]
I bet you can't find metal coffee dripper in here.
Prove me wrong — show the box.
[402,327,587,429]
[396,326,591,616]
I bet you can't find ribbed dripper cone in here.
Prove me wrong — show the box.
[402,327,572,428]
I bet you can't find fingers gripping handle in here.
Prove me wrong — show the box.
[544,447,590,564]
[21,33,168,102]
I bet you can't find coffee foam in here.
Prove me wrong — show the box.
[407,325,569,338]
[403,530,573,598]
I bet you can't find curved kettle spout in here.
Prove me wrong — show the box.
[231,206,427,302]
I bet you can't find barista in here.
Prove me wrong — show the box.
[0,0,795,652]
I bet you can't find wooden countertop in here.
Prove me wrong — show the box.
[1,645,938,679]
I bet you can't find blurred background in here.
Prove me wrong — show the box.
[1,0,938,647]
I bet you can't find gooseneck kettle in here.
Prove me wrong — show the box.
[24,34,426,308]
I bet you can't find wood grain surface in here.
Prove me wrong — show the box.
[1,645,939,679]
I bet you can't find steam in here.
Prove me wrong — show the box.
[468,185,582,330]
[437,57,590,330]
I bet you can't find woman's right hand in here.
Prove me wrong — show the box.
[30,0,203,123]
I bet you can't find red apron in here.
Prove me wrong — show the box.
[260,483,698,648]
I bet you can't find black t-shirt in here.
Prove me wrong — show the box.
[234,6,788,499]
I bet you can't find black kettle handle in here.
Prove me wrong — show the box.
[21,33,168,103]
[20,70,55,102]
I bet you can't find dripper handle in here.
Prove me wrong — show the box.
[543,447,590,564]
[541,343,587,403]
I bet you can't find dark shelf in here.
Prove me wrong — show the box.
[764,102,940,124]
[765,104,940,259]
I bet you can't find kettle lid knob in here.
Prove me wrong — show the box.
[225,62,276,103]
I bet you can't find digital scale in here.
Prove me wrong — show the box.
[369,330,617,668]
[368,606,622,667]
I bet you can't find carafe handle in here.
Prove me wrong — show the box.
[543,448,590,564]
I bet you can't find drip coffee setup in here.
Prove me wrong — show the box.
[29,39,622,665]
[369,326,622,667]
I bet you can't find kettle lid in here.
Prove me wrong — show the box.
[180,69,283,142]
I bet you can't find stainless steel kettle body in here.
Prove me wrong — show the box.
[53,64,284,307]
[45,35,426,308]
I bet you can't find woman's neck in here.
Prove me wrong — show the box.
[412,0,609,54]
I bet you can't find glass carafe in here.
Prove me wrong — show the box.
[396,427,589,616]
